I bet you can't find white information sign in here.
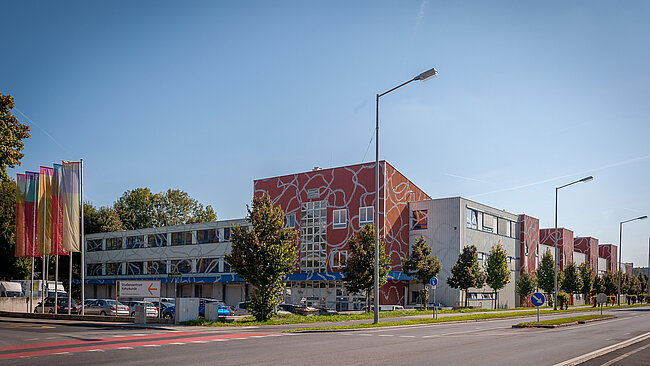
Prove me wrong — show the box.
[117,280,161,298]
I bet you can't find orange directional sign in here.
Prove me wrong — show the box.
[117,280,161,298]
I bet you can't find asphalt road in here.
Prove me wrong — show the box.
[0,306,648,365]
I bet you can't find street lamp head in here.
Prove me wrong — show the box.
[580,176,594,183]
[639,215,648,220]
[414,67,438,81]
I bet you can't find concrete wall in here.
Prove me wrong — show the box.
[0,297,38,313]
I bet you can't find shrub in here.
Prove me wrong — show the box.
[607,295,616,306]
[628,294,637,305]
[557,292,570,310]
[591,295,597,307]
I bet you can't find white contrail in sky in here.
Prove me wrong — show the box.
[468,155,650,198]
[15,107,75,157]
[444,173,493,184]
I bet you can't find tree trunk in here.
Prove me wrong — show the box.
[464,289,468,308]
[494,290,498,310]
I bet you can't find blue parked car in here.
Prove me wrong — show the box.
[162,300,231,319]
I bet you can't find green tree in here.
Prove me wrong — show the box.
[402,236,441,310]
[342,225,391,312]
[152,189,216,227]
[114,188,156,230]
[561,261,582,305]
[515,272,537,307]
[602,271,617,296]
[84,202,125,234]
[578,262,594,304]
[592,275,605,295]
[447,245,486,308]
[0,94,30,182]
[225,193,297,321]
[485,242,511,309]
[625,273,641,296]
[536,250,556,295]
[0,180,30,280]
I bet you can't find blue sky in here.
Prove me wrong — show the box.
[3,1,649,266]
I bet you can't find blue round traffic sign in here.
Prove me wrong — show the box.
[429,277,438,287]
[530,292,546,307]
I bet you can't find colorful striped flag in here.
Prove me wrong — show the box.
[61,161,81,252]
[38,166,54,255]
[51,164,67,255]
[24,172,39,257]
[15,174,27,257]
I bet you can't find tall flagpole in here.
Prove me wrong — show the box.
[54,254,58,314]
[41,174,46,313]
[30,173,36,313]
[68,251,72,314]
[80,159,85,315]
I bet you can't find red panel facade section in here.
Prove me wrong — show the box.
[598,244,618,273]
[574,237,599,277]
[539,228,574,270]
[253,161,430,305]
[518,214,539,275]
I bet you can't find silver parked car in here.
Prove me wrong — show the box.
[84,299,129,316]
[123,301,159,317]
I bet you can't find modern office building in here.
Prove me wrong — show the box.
[574,237,599,276]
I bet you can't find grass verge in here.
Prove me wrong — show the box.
[180,303,648,327]
[516,314,613,327]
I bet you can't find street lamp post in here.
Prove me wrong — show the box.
[553,176,593,310]
[374,67,437,324]
[617,215,647,305]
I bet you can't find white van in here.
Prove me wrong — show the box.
[0,281,24,297]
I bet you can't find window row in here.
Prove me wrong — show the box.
[466,208,518,239]
[86,228,234,251]
[87,257,232,276]
[333,206,374,229]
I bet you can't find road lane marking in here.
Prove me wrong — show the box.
[553,331,650,366]
[378,335,394,337]
[599,342,650,366]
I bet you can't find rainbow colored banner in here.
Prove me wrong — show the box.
[24,172,39,257]
[51,163,67,255]
[62,161,80,253]
[14,174,27,257]
[37,166,54,255]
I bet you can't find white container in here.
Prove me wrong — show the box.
[176,298,199,322]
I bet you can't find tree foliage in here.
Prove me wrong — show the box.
[578,262,594,301]
[84,203,125,234]
[0,94,30,182]
[515,272,537,307]
[225,193,298,321]
[402,235,441,310]
[602,271,618,296]
[342,224,391,311]
[485,242,511,309]
[561,261,582,298]
[447,245,486,308]
[114,188,156,230]
[536,249,556,295]
[0,180,30,279]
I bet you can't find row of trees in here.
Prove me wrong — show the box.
[515,250,650,306]
[85,187,216,234]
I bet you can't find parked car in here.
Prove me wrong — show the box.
[123,301,159,317]
[317,307,338,315]
[159,302,175,319]
[278,303,318,316]
[84,299,129,316]
[236,302,250,315]
[34,297,79,314]
[198,299,231,317]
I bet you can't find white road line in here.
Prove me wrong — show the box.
[399,336,416,338]
[378,335,394,337]
[191,340,210,343]
[54,352,70,355]
[553,331,650,366]
[422,326,505,338]
[359,334,372,336]
[599,342,650,366]
[117,347,134,350]
[170,343,185,345]
[142,344,160,347]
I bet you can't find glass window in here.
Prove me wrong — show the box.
[197,229,218,244]
[466,208,478,229]
[148,233,167,247]
[497,217,508,236]
[106,237,122,250]
[223,259,231,273]
[87,263,102,276]
[147,260,167,274]
[333,209,347,229]
[126,262,143,275]
[197,258,220,273]
[171,259,192,273]
[412,210,428,230]
[285,214,296,228]
[171,231,192,246]
[87,239,102,252]
[359,206,374,225]
[482,214,494,233]
[332,251,348,268]
[223,227,231,241]
[300,201,327,272]
[105,262,121,275]
[125,235,144,249]
[510,221,518,239]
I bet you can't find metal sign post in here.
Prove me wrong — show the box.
[430,277,438,319]
[596,293,607,316]
[530,292,546,323]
